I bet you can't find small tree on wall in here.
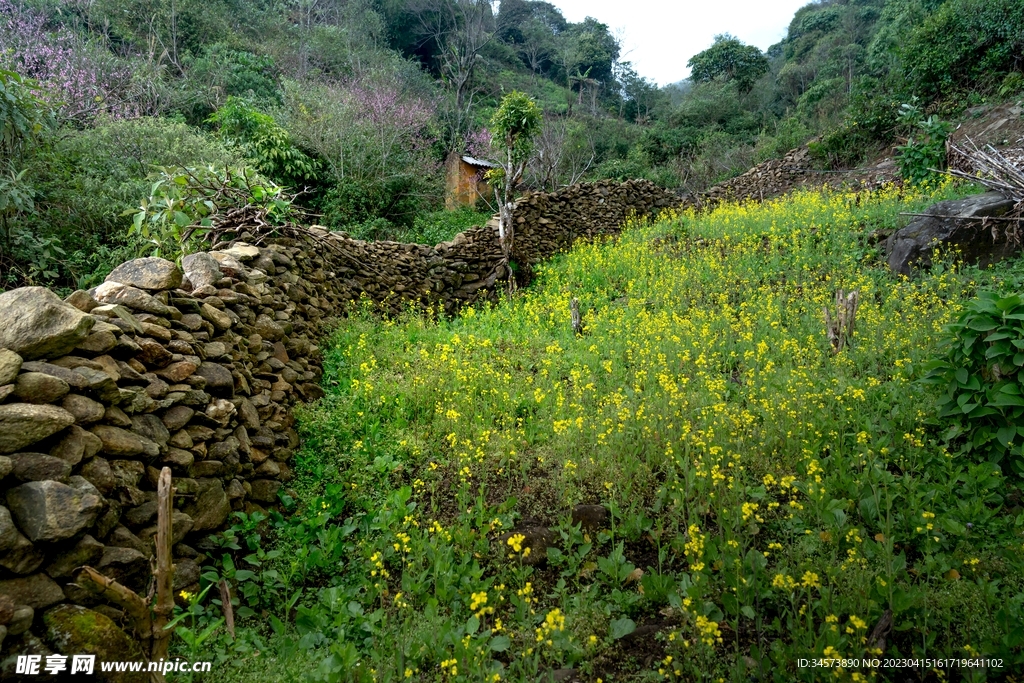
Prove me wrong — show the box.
[487,91,541,291]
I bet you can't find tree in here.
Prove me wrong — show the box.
[0,68,51,260]
[487,91,541,290]
[687,34,770,93]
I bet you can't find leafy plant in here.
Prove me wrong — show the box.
[128,165,294,259]
[925,291,1024,477]
[209,98,318,187]
[895,101,952,183]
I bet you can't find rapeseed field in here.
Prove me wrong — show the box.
[205,183,1024,682]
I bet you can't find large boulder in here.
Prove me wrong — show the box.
[0,287,95,360]
[43,605,145,682]
[887,192,1020,275]
[13,372,71,404]
[0,403,76,454]
[6,478,104,543]
[104,257,183,291]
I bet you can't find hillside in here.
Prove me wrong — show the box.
[2,0,1024,293]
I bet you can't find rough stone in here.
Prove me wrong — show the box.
[97,546,149,590]
[196,361,234,398]
[0,456,10,480]
[200,303,232,331]
[61,394,106,424]
[182,478,230,530]
[13,372,71,404]
[79,457,116,495]
[182,252,223,290]
[0,528,44,574]
[0,573,64,609]
[92,281,173,316]
[249,478,281,503]
[7,606,33,635]
[45,534,104,578]
[50,425,102,466]
[0,287,95,361]
[209,251,247,278]
[65,289,100,313]
[161,405,195,431]
[6,478,105,543]
[156,360,198,383]
[9,453,72,483]
[221,242,260,262]
[91,425,155,458]
[887,192,1021,275]
[130,414,170,449]
[76,330,118,354]
[0,349,22,386]
[0,403,76,454]
[255,314,285,341]
[105,257,183,291]
[43,604,146,681]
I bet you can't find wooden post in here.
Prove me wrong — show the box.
[824,289,859,354]
[151,467,175,672]
[570,298,583,336]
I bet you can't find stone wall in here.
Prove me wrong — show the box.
[0,179,677,663]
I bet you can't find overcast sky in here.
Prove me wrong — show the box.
[545,0,812,86]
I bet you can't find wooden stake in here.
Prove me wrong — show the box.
[151,467,175,668]
[570,297,583,336]
[219,579,236,639]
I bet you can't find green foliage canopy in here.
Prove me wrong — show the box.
[687,35,770,93]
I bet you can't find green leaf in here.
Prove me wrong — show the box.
[466,615,479,635]
[955,368,969,384]
[609,617,636,640]
[741,605,756,619]
[489,635,510,652]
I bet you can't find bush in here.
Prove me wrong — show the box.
[895,102,951,183]
[925,291,1024,477]
[318,175,424,234]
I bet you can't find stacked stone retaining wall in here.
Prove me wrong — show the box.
[0,179,677,666]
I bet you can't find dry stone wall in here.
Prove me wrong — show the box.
[0,179,677,663]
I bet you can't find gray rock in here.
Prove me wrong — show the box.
[64,289,100,313]
[13,372,70,404]
[0,403,76,454]
[0,529,44,574]
[0,456,10,479]
[73,366,121,403]
[196,361,234,398]
[79,457,116,495]
[105,525,150,557]
[76,329,118,354]
[255,314,285,341]
[0,349,22,385]
[209,251,247,278]
[182,252,223,290]
[91,281,174,316]
[91,425,158,458]
[200,303,232,331]
[182,478,230,531]
[9,453,72,483]
[130,414,170,449]
[0,506,21,553]
[249,479,281,503]
[61,394,106,424]
[0,287,95,360]
[90,304,145,333]
[43,605,145,682]
[139,511,194,547]
[97,546,148,591]
[161,406,194,432]
[105,258,183,291]
[221,242,260,262]
[0,573,64,609]
[6,478,104,543]
[887,192,1020,275]
[7,605,34,635]
[45,534,104,578]
[50,425,103,465]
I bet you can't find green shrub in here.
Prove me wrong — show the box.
[895,101,951,183]
[208,98,318,188]
[925,291,1024,477]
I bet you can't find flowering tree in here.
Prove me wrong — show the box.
[0,0,138,121]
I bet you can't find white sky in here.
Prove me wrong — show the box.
[546,0,813,86]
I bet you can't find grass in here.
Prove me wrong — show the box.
[179,181,1024,682]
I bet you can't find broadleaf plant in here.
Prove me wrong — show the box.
[924,291,1024,477]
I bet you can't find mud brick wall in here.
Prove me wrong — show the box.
[0,179,678,664]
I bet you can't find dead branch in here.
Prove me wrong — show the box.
[824,289,859,354]
[151,467,175,666]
